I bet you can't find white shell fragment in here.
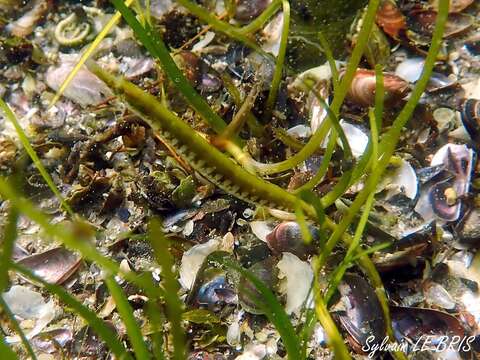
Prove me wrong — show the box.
[179,235,233,290]
[339,120,369,158]
[45,57,113,107]
[424,282,456,310]
[276,252,313,315]
[395,57,425,83]
[380,158,419,200]
[249,221,275,243]
[3,285,56,343]
[261,12,284,56]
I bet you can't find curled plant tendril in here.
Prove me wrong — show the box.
[54,13,91,46]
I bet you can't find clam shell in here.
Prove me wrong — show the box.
[16,247,81,285]
[346,69,410,107]
[376,0,406,39]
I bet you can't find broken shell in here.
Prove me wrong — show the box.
[6,0,49,37]
[417,143,476,222]
[45,58,112,107]
[379,157,418,201]
[265,221,318,259]
[460,99,480,143]
[339,120,369,158]
[31,328,73,354]
[376,0,406,39]
[430,0,474,13]
[395,57,425,83]
[234,0,270,23]
[276,252,313,315]
[3,285,57,343]
[424,282,456,310]
[346,69,410,107]
[337,273,387,353]
[16,247,81,285]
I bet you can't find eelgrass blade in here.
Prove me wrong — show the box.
[0,296,37,360]
[0,99,74,216]
[147,219,186,360]
[212,254,302,360]
[0,208,18,292]
[111,0,229,135]
[0,333,18,360]
[265,0,290,113]
[318,32,339,92]
[10,263,132,360]
[49,0,134,108]
[145,300,166,360]
[105,276,151,360]
[298,189,325,226]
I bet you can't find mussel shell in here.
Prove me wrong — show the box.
[376,0,406,39]
[187,251,237,312]
[346,69,410,107]
[16,247,81,285]
[454,208,480,247]
[265,221,318,259]
[429,178,461,221]
[238,257,279,315]
[194,274,237,311]
[407,10,474,39]
[234,0,270,23]
[373,222,435,272]
[430,0,474,13]
[391,306,465,345]
[460,99,480,143]
[337,274,387,352]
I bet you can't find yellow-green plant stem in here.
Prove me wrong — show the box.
[318,32,339,93]
[251,0,381,175]
[105,276,151,360]
[0,208,18,292]
[265,0,290,113]
[0,99,74,216]
[49,0,134,108]
[219,73,264,137]
[312,258,352,359]
[148,219,186,360]
[239,0,283,34]
[222,84,260,139]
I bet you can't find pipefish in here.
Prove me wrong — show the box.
[87,62,318,221]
